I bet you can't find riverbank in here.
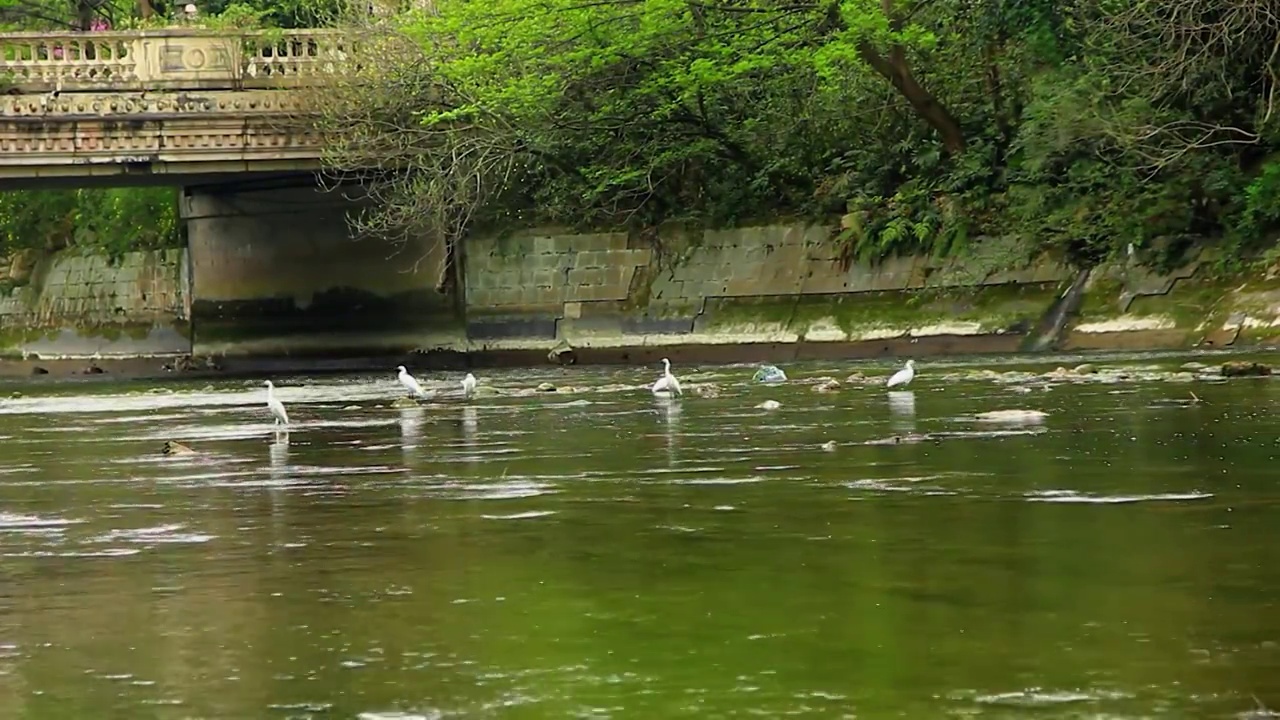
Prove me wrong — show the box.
[3,221,1280,379]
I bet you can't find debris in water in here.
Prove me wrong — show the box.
[162,440,197,456]
[752,365,787,383]
[547,339,577,365]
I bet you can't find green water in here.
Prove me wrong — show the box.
[0,355,1278,719]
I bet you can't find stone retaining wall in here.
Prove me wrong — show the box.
[461,224,1280,358]
[6,219,1280,364]
[0,247,188,358]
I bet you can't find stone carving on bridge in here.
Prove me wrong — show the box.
[0,29,349,93]
[0,28,345,185]
[0,90,311,118]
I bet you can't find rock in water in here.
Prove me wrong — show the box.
[755,400,781,410]
[1072,363,1097,375]
[162,440,197,456]
[1221,361,1272,377]
[812,378,841,393]
[821,440,838,452]
[693,384,721,398]
[390,396,421,408]
[535,382,557,392]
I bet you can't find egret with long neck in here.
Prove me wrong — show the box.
[263,380,289,426]
[461,372,477,399]
[397,365,428,398]
[886,360,915,388]
[651,358,683,396]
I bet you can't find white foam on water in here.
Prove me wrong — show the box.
[480,510,557,520]
[1026,490,1213,504]
[0,512,83,529]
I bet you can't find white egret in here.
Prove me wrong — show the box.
[263,380,289,426]
[887,360,915,388]
[397,365,428,398]
[461,372,477,399]
[651,358,683,396]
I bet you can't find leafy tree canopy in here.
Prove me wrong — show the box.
[311,0,1280,271]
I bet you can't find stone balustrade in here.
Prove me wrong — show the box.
[0,29,351,94]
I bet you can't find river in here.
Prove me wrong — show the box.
[0,354,1277,719]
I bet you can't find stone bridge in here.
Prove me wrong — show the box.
[0,28,345,189]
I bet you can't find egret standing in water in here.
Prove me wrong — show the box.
[651,358,683,397]
[887,360,916,388]
[263,380,289,427]
[461,372,477,399]
[397,365,429,399]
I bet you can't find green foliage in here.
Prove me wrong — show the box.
[315,0,1280,270]
[0,188,180,259]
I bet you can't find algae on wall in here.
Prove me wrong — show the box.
[0,247,191,358]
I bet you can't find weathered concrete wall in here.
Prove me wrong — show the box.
[7,216,1278,367]
[1063,257,1280,351]
[0,247,189,358]
[462,224,1073,358]
[461,224,1280,359]
[184,184,462,357]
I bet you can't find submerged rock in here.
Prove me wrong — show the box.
[1221,361,1272,377]
[974,409,1049,424]
[390,396,421,408]
[812,377,841,393]
[84,364,105,375]
[162,440,197,456]
[1072,363,1097,375]
[341,404,361,411]
[693,383,722,398]
[535,382,557,392]
[755,399,781,411]
[844,371,867,384]
[31,366,47,375]
[1180,361,1208,371]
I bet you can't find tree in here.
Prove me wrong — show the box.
[305,0,1280,269]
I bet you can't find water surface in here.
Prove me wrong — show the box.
[0,355,1277,719]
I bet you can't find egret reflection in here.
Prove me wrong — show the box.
[655,395,681,466]
[888,390,917,433]
[461,405,477,444]
[268,432,290,483]
[399,406,426,446]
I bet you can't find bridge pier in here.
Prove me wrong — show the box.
[182,181,464,359]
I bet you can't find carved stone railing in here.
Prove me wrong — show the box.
[0,29,352,93]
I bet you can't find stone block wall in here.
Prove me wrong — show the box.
[0,248,189,357]
[462,223,1076,352]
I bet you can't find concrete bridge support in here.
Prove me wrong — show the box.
[182,181,463,358]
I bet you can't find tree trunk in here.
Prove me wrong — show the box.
[857,40,967,155]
